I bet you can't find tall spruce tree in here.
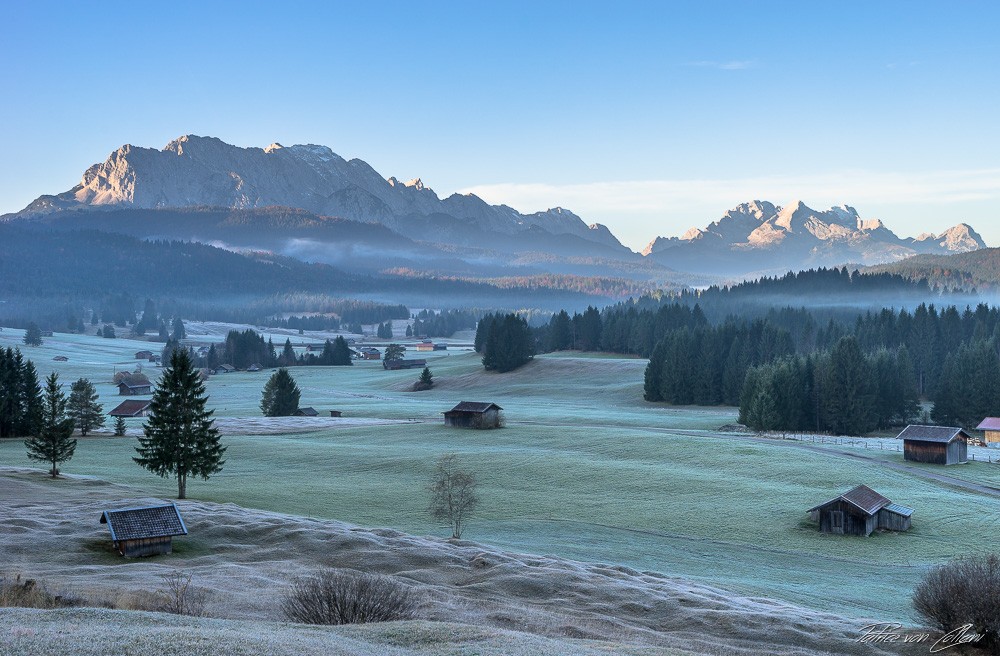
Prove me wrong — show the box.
[23,322,42,346]
[482,313,534,373]
[67,378,104,436]
[330,336,354,366]
[24,372,76,477]
[134,350,225,499]
[824,337,877,436]
[260,368,301,417]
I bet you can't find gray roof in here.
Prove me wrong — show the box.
[897,425,968,443]
[808,484,891,516]
[100,504,187,542]
[883,503,914,518]
[445,401,503,414]
[294,407,318,416]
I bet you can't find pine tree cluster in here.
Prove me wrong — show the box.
[476,313,535,373]
[0,347,43,438]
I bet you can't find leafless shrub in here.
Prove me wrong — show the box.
[282,569,418,625]
[157,570,209,616]
[913,554,1000,652]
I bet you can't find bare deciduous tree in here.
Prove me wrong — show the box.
[429,453,479,539]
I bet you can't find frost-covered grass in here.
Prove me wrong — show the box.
[2,327,998,624]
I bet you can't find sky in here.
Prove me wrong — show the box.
[1,1,998,251]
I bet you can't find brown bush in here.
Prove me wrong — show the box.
[282,570,418,625]
[913,554,1000,653]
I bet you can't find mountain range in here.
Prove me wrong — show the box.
[3,135,987,280]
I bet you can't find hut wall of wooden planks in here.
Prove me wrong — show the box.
[898,425,969,465]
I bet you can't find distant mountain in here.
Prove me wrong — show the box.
[5,137,988,281]
[642,200,987,277]
[10,134,629,254]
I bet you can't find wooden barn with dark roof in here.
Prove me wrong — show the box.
[444,401,503,429]
[808,485,913,536]
[100,504,188,557]
[898,425,969,465]
[108,399,152,418]
[118,381,152,396]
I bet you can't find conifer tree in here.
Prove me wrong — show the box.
[172,317,186,341]
[67,378,104,436]
[23,322,42,346]
[414,366,434,391]
[113,415,127,437]
[281,339,296,366]
[25,372,76,477]
[260,368,301,417]
[134,350,225,499]
[330,336,354,366]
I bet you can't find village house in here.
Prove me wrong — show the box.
[898,425,969,465]
[108,399,153,417]
[359,347,381,360]
[808,485,913,537]
[975,418,1000,445]
[415,341,435,352]
[100,504,188,557]
[443,401,504,429]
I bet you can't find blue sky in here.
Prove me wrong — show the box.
[2,1,998,250]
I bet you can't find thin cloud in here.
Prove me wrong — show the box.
[685,60,757,70]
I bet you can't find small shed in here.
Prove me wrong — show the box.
[53,355,68,361]
[247,363,263,372]
[415,341,435,352]
[808,485,913,537]
[135,350,154,360]
[214,364,236,374]
[975,418,1000,445]
[294,407,319,417]
[444,401,503,429]
[118,381,152,396]
[360,348,381,360]
[109,399,153,417]
[329,410,343,417]
[899,425,969,465]
[100,504,188,557]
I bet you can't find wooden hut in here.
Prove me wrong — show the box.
[976,418,1000,445]
[808,485,913,537]
[898,425,968,465]
[329,410,343,417]
[118,381,152,396]
[100,504,188,557]
[293,407,319,417]
[135,350,154,360]
[214,364,236,374]
[109,399,152,417]
[444,401,503,429]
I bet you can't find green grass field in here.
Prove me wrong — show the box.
[3,328,999,624]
